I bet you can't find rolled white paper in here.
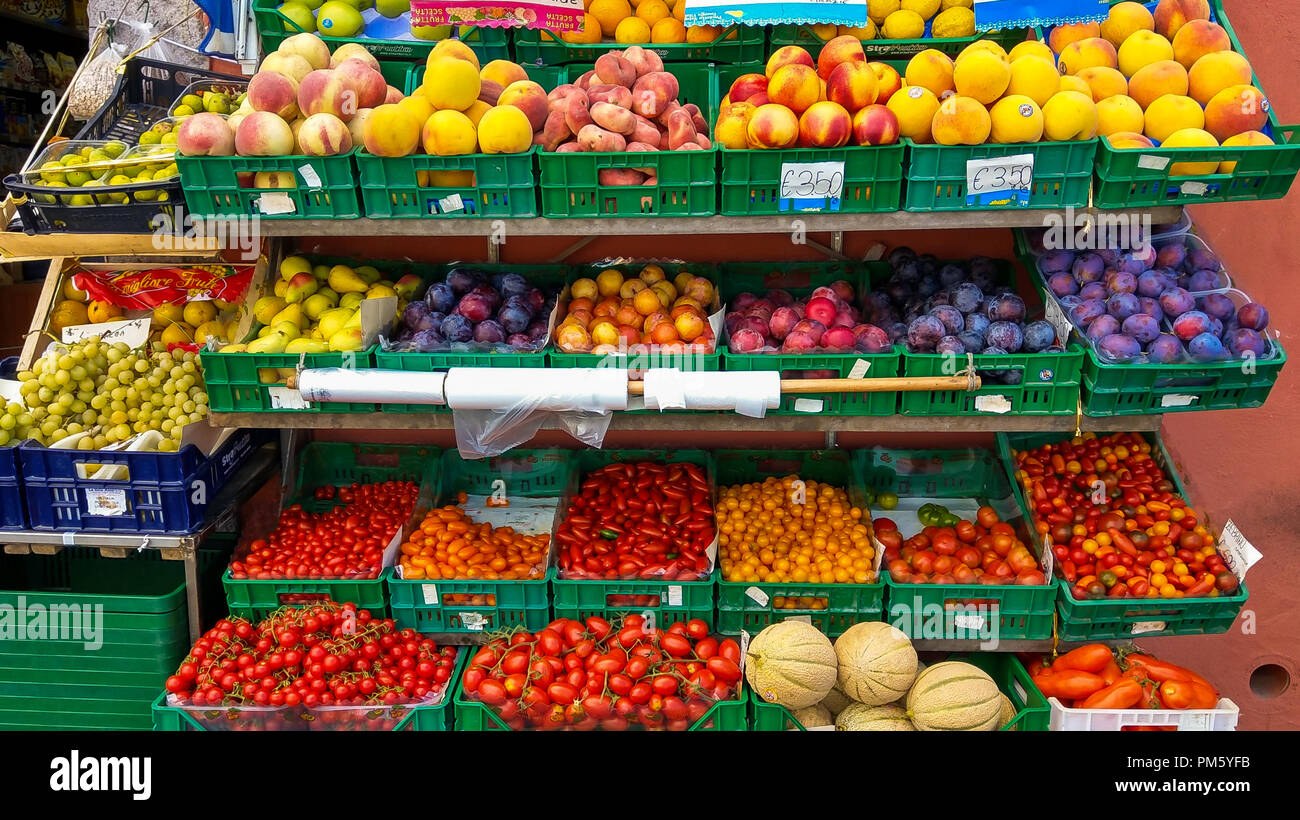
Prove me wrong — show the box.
[643,369,781,417]
[297,368,446,405]
[444,367,628,412]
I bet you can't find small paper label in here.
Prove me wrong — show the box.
[1216,519,1263,583]
[667,585,683,606]
[460,612,486,631]
[779,160,845,211]
[793,398,824,413]
[784,614,813,624]
[1161,393,1199,408]
[62,317,150,348]
[1138,154,1171,171]
[1040,542,1055,581]
[1044,298,1073,346]
[847,359,871,379]
[745,586,770,606]
[268,386,310,410]
[739,629,751,672]
[85,488,128,517]
[953,613,986,631]
[297,164,322,190]
[966,153,1034,207]
[438,193,465,213]
[1131,621,1168,635]
[975,394,1013,414]
[257,192,296,215]
[421,584,439,605]
[1180,181,1210,196]
[1181,712,1213,731]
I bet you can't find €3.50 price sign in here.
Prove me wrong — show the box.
[965,153,1035,207]
[779,161,845,212]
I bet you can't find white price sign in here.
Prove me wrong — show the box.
[1044,298,1074,347]
[1216,519,1263,582]
[779,161,845,211]
[269,386,310,410]
[63,317,151,348]
[966,152,1035,207]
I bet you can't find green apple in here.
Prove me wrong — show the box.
[278,2,316,33]
[412,24,452,40]
[317,1,364,37]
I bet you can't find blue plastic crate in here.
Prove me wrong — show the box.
[0,445,24,531]
[18,430,263,534]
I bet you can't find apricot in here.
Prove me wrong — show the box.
[1042,90,1099,141]
[1049,22,1101,55]
[1007,56,1062,108]
[954,49,1011,105]
[1100,2,1155,48]
[1219,130,1274,173]
[904,49,955,99]
[931,95,991,146]
[989,95,1044,144]
[1153,0,1211,40]
[1058,38,1118,75]
[1078,66,1128,102]
[1117,30,1175,78]
[422,57,480,111]
[498,81,549,131]
[1203,84,1269,142]
[1188,51,1253,106]
[361,104,420,157]
[1144,94,1204,143]
[1162,127,1219,175]
[1096,95,1146,137]
[479,105,533,153]
[1128,60,1188,110]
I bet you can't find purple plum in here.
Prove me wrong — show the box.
[937,335,967,355]
[1079,282,1108,302]
[498,299,533,334]
[1237,302,1270,331]
[1155,242,1187,269]
[1159,287,1195,318]
[425,282,456,313]
[456,292,494,323]
[1106,271,1138,294]
[1137,270,1172,298]
[1097,333,1142,363]
[496,273,530,300]
[1172,310,1213,341]
[1122,313,1161,344]
[939,264,967,288]
[445,268,482,296]
[410,328,445,352]
[888,247,917,268]
[1086,314,1121,342]
[907,315,945,351]
[1070,298,1107,327]
[854,324,891,353]
[1198,293,1235,323]
[1072,252,1106,285]
[1227,328,1268,358]
[1107,293,1141,321]
[1096,249,1120,266]
[958,330,986,351]
[916,277,940,299]
[506,333,533,348]
[403,300,431,329]
[1188,332,1228,362]
[473,319,506,344]
[965,313,991,336]
[440,313,474,343]
[1188,269,1226,292]
[1040,250,1075,274]
[1187,248,1219,271]
[1022,320,1056,352]
[952,282,986,313]
[470,284,502,311]
[1138,297,1164,321]
[929,305,964,335]
[1148,334,1184,363]
[525,287,547,313]
[1117,253,1148,275]
[1048,273,1079,298]
[886,322,909,344]
[985,321,1024,353]
[987,293,1027,323]
[526,320,549,342]
[1060,295,1083,310]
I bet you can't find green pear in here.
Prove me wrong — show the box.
[328,326,365,352]
[302,293,335,320]
[284,271,320,304]
[271,302,308,331]
[271,320,304,341]
[355,265,382,285]
[285,338,330,354]
[254,296,288,325]
[247,331,290,354]
[375,0,409,18]
[339,292,364,310]
[316,307,355,340]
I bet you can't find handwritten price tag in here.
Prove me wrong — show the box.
[63,317,150,348]
[779,161,845,212]
[966,153,1035,207]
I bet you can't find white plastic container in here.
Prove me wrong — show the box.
[1048,697,1240,731]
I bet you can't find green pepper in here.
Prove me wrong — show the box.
[599,529,618,540]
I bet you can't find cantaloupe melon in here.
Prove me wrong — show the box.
[819,683,853,717]
[833,621,918,705]
[792,703,833,729]
[905,661,1002,731]
[745,621,838,710]
[835,702,916,731]
[998,694,1018,731]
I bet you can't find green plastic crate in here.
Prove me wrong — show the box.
[717,260,900,415]
[455,680,748,730]
[223,443,439,619]
[514,23,765,65]
[373,263,567,411]
[714,65,904,215]
[386,449,569,634]
[713,449,883,637]
[1082,1,1300,207]
[253,0,510,61]
[898,343,1084,416]
[1082,340,1287,416]
[0,544,227,731]
[997,431,1250,640]
[903,138,1097,211]
[767,23,1030,60]
[356,148,539,218]
[550,450,717,626]
[749,652,1049,731]
[177,151,359,219]
[538,63,718,218]
[858,447,1056,641]
[152,646,466,731]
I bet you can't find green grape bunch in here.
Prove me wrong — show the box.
[0,336,210,452]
